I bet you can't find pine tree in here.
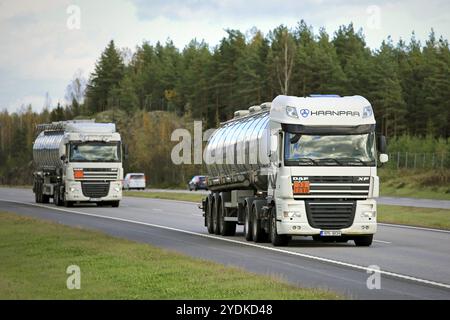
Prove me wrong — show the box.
[85,40,125,113]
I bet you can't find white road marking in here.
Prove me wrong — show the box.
[373,239,392,244]
[152,208,163,212]
[379,223,450,234]
[1,198,449,290]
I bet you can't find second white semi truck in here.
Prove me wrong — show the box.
[32,120,124,207]
[201,95,388,247]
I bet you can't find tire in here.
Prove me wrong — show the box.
[111,201,120,208]
[212,195,221,235]
[54,187,63,207]
[42,193,50,204]
[244,204,253,241]
[219,200,236,236]
[63,192,73,207]
[35,183,41,203]
[270,211,289,246]
[206,198,214,234]
[252,205,265,243]
[354,235,373,247]
[64,201,73,207]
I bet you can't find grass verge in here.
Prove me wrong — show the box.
[378,205,450,230]
[378,169,450,200]
[0,212,340,299]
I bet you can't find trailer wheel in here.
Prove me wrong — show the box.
[219,200,236,236]
[252,205,265,243]
[42,193,50,204]
[270,211,289,247]
[35,182,41,203]
[54,187,63,207]
[244,204,253,241]
[212,194,221,235]
[354,235,373,247]
[206,198,214,234]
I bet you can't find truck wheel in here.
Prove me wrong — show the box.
[252,205,265,243]
[206,199,214,234]
[270,212,289,246]
[244,204,253,241]
[35,183,41,203]
[354,235,373,247]
[42,194,50,204]
[219,200,236,236]
[54,188,63,207]
[111,201,120,208]
[212,196,221,235]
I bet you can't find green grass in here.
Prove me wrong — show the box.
[380,185,450,200]
[378,205,450,230]
[0,212,340,300]
[124,191,204,203]
[378,169,450,200]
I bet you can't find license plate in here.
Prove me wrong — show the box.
[90,198,101,201]
[320,230,342,237]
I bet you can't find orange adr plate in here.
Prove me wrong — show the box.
[293,181,310,194]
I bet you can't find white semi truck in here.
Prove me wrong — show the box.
[201,95,388,247]
[32,120,124,207]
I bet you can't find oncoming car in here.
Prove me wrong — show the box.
[123,173,146,190]
[188,175,207,191]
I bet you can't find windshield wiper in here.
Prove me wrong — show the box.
[316,158,343,165]
[289,158,318,165]
[337,158,373,166]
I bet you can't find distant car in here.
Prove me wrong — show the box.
[188,175,207,191]
[123,173,146,190]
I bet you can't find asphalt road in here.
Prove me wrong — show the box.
[146,188,450,209]
[0,187,449,300]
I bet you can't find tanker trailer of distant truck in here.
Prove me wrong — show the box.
[32,120,124,207]
[200,95,388,247]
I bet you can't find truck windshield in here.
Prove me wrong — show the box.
[69,142,121,163]
[284,133,376,166]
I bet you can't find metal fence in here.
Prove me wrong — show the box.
[385,152,449,170]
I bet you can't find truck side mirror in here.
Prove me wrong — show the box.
[377,135,387,154]
[123,143,129,160]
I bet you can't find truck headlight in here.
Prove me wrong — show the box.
[286,106,299,118]
[284,211,301,218]
[114,187,121,192]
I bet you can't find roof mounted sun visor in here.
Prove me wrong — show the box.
[281,124,376,135]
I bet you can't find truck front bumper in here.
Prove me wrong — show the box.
[276,199,377,236]
[64,180,122,202]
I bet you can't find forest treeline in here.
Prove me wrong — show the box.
[0,22,449,185]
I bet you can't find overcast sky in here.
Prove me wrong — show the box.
[1,0,449,113]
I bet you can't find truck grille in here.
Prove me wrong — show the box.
[305,200,356,230]
[78,168,118,181]
[81,182,110,198]
[293,176,370,198]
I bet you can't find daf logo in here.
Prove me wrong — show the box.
[292,176,309,182]
[356,177,370,182]
[299,109,310,118]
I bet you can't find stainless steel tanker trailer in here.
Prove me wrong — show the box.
[200,94,388,247]
[32,120,124,207]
